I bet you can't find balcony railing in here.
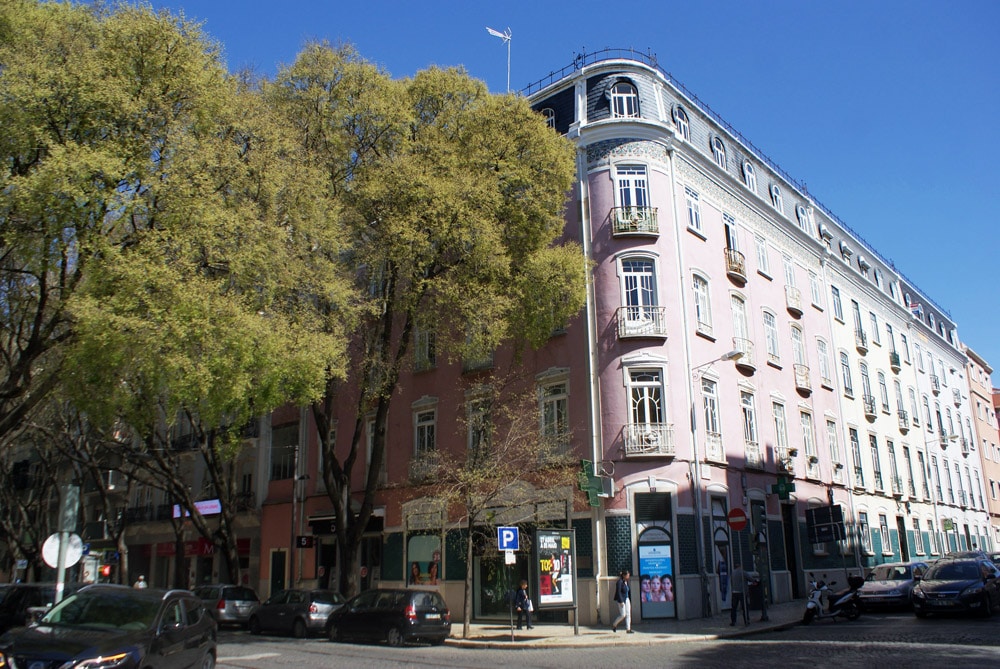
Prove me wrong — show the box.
[617,305,668,338]
[854,467,866,489]
[794,364,811,393]
[952,388,962,407]
[891,476,903,498]
[733,338,756,373]
[611,206,659,236]
[832,462,845,485]
[855,330,868,355]
[873,472,884,491]
[745,441,765,469]
[889,351,901,373]
[897,410,909,433]
[785,285,803,317]
[930,375,941,395]
[705,431,725,462]
[959,490,968,508]
[725,248,747,284]
[863,394,877,419]
[623,423,675,457]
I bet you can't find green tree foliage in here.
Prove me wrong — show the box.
[267,43,585,597]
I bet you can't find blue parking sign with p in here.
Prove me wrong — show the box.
[498,526,519,551]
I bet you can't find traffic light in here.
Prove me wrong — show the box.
[100,564,112,578]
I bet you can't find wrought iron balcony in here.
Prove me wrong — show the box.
[617,305,668,338]
[863,394,877,419]
[889,351,901,373]
[611,206,659,236]
[623,423,675,457]
[930,375,941,395]
[725,248,747,284]
[745,441,765,469]
[855,329,868,355]
[897,410,909,433]
[891,476,903,498]
[952,388,962,407]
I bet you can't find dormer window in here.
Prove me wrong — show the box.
[742,161,757,192]
[711,137,727,169]
[795,204,813,235]
[840,241,853,261]
[673,105,690,140]
[541,108,556,129]
[610,82,639,118]
[769,184,784,214]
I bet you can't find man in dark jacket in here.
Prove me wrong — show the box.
[513,579,533,629]
[611,569,633,633]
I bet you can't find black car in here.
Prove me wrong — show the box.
[912,556,1000,618]
[249,588,344,638]
[0,584,216,668]
[0,582,83,634]
[325,588,451,646]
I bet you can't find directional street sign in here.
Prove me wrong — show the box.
[497,526,519,551]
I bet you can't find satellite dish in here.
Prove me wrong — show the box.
[42,533,84,569]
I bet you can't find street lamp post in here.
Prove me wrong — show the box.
[690,349,743,618]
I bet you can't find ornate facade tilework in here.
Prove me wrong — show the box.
[587,139,670,169]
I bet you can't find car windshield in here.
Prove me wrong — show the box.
[41,590,160,630]
[926,562,981,581]
[223,587,258,601]
[868,565,910,581]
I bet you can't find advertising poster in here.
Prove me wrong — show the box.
[407,535,441,585]
[637,543,675,618]
[536,529,576,608]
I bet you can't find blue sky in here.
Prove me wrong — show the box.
[155,0,999,379]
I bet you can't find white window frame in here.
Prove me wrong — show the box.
[711,136,727,169]
[673,105,690,140]
[772,402,789,455]
[817,338,833,386]
[770,184,784,213]
[831,285,843,321]
[790,324,806,366]
[801,411,817,458]
[693,273,713,335]
[743,161,757,192]
[826,419,841,464]
[809,272,823,307]
[540,378,570,452]
[755,236,770,276]
[763,310,780,364]
[616,165,649,210]
[610,81,639,118]
[685,186,702,232]
[414,407,437,455]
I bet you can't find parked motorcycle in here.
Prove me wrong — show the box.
[802,572,864,624]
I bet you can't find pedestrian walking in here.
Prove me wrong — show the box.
[513,579,533,629]
[611,569,633,633]
[730,559,758,625]
[133,575,147,589]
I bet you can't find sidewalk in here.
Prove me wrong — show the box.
[446,599,802,648]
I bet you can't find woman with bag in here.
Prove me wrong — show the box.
[514,579,534,629]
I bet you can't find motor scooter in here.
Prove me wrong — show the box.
[802,572,864,624]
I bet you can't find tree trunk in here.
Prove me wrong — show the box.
[463,516,475,638]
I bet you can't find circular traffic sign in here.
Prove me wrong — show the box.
[727,508,748,532]
[42,533,84,569]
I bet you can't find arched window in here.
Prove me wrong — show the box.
[610,82,639,118]
[541,108,556,129]
[770,184,784,213]
[742,161,757,192]
[673,105,690,140]
[711,137,727,169]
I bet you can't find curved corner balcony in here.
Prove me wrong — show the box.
[785,285,803,318]
[623,423,675,457]
[725,248,747,285]
[611,206,659,237]
[617,306,668,339]
[732,338,756,374]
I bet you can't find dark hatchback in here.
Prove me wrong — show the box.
[0,584,216,669]
[0,582,83,634]
[249,588,344,638]
[325,588,451,646]
[912,557,1000,618]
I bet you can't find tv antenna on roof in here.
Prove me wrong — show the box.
[486,26,512,93]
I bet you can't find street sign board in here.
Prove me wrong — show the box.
[497,526,519,551]
[727,508,748,531]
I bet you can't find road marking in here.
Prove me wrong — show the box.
[218,653,280,662]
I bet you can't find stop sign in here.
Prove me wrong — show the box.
[727,508,748,531]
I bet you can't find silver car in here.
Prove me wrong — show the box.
[249,588,345,638]
[858,561,929,610]
[194,584,260,628]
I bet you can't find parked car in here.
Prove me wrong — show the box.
[912,556,1000,618]
[0,582,83,634]
[325,588,451,646]
[194,583,260,628]
[858,561,929,610]
[248,588,344,638]
[0,584,216,669]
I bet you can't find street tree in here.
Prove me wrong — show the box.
[266,44,585,597]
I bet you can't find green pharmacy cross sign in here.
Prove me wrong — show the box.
[771,476,796,500]
[578,460,602,507]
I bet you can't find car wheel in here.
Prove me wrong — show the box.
[292,618,308,639]
[980,595,993,618]
[200,653,216,669]
[249,616,262,635]
[327,623,342,643]
[844,602,861,620]
[802,608,815,625]
[386,626,404,647]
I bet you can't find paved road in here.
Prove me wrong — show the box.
[217,611,1000,668]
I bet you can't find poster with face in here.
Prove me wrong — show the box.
[637,543,675,618]
[536,529,575,608]
[407,535,441,585]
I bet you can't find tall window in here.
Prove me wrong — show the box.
[741,391,758,447]
[943,456,954,503]
[763,310,780,363]
[621,258,658,320]
[366,416,388,485]
[731,295,750,352]
[711,136,727,169]
[414,408,436,455]
[755,236,770,274]
[809,272,822,307]
[617,165,649,211]
[693,274,712,334]
[801,411,817,459]
[610,81,639,118]
[743,161,757,192]
[817,338,832,385]
[900,334,910,362]
[840,351,854,396]
[831,286,844,321]
[629,369,664,429]
[413,327,437,371]
[782,256,796,288]
[894,379,905,413]
[859,512,873,554]
[931,455,942,501]
[270,423,298,481]
[826,419,841,464]
[927,519,938,554]
[540,380,569,452]
[870,434,883,489]
[870,313,880,344]
[851,300,864,337]
[918,450,930,498]
[702,378,721,436]
[673,105,690,140]
[773,402,789,455]
[850,428,864,486]
[879,514,890,553]
[685,187,702,232]
[467,394,492,465]
[878,372,890,412]
[903,446,916,496]
[790,325,806,366]
[860,362,873,403]
[770,184,784,213]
